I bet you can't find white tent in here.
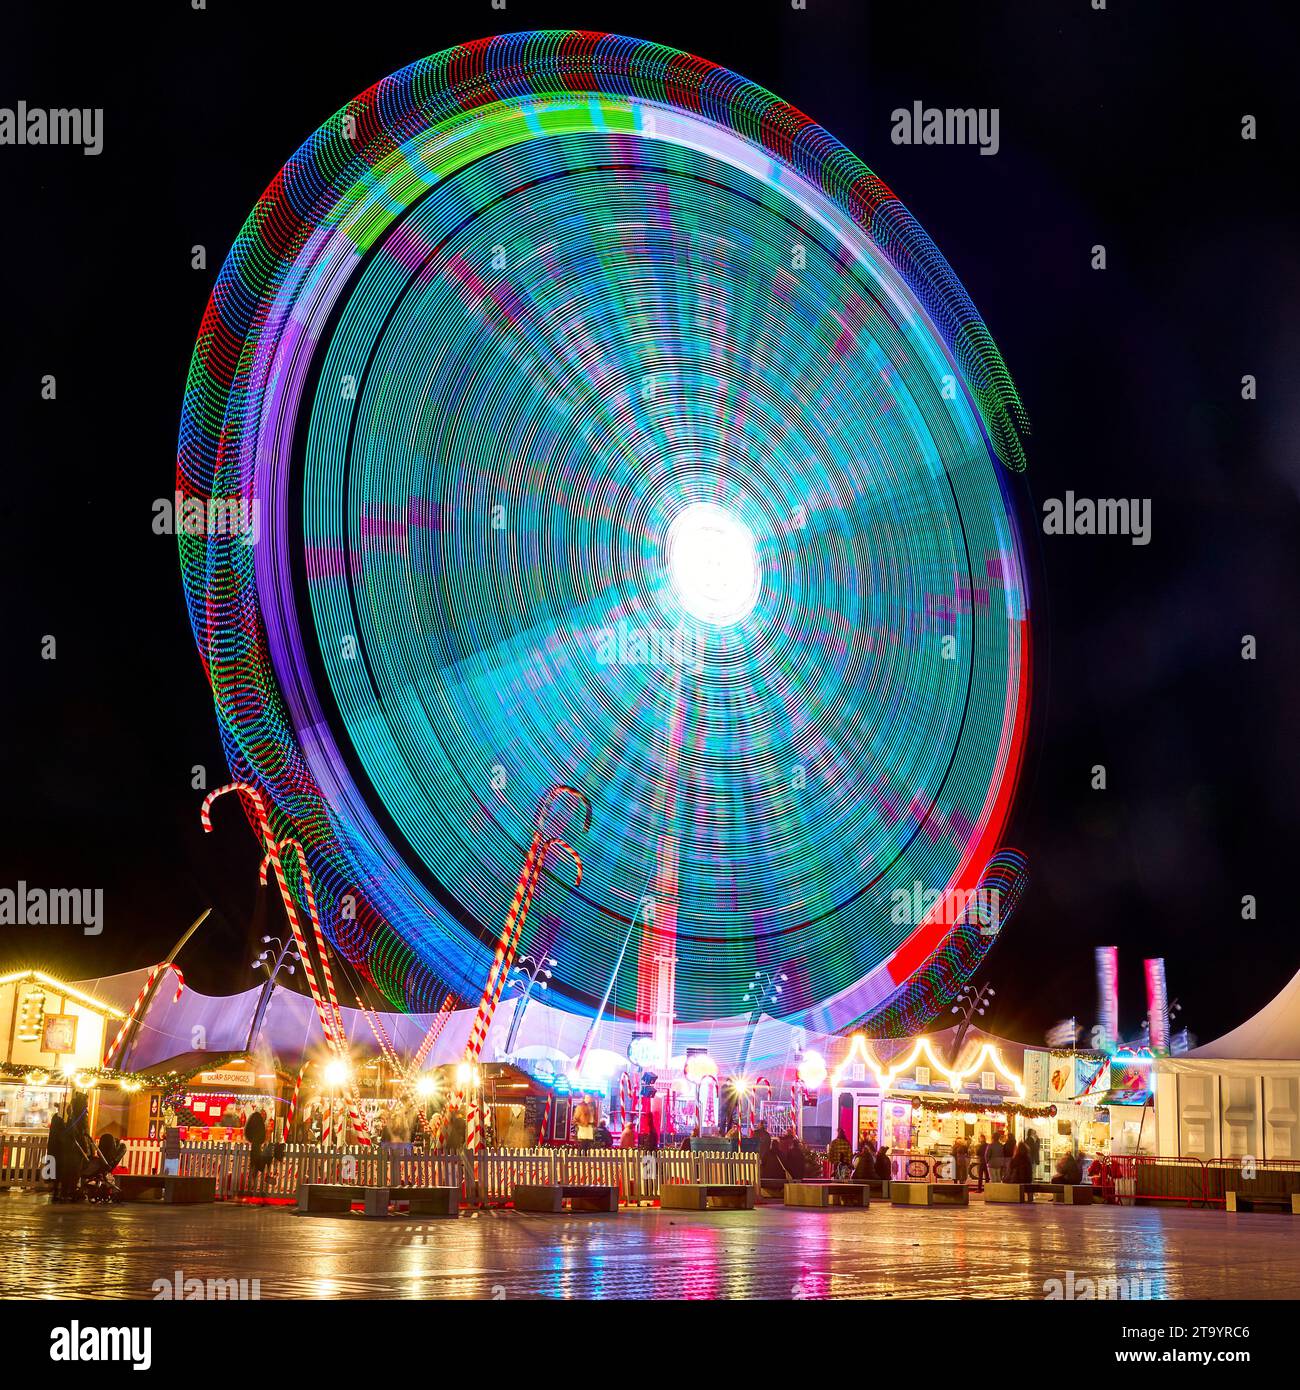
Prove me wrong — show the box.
[1183,968,1300,1061]
[1154,967,1300,1159]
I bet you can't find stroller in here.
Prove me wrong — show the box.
[80,1134,127,1204]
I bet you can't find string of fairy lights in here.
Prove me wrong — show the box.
[177,32,1031,1029]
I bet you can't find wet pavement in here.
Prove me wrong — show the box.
[2,1190,1296,1299]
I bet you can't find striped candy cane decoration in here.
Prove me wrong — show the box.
[358,998,401,1070]
[104,965,161,1066]
[537,1094,552,1146]
[412,993,456,1070]
[748,1076,772,1131]
[449,787,589,1118]
[463,833,578,1066]
[396,994,457,1106]
[283,1060,309,1142]
[258,840,347,1048]
[466,1100,483,1153]
[104,962,186,1066]
[203,783,369,1145]
[700,1075,720,1128]
[619,1072,636,1130]
[207,785,339,1053]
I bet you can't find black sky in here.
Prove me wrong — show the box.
[1,0,1297,1046]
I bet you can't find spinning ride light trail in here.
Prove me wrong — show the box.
[177,32,1032,1036]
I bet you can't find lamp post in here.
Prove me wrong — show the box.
[502,954,556,1055]
[732,968,787,1126]
[949,981,996,1063]
[246,935,302,1053]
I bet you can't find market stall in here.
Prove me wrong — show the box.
[831,1027,1056,1181]
[0,970,125,1136]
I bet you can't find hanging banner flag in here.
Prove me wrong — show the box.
[1095,945,1119,1051]
[1145,957,1170,1053]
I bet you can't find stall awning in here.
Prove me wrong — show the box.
[1091,1088,1152,1107]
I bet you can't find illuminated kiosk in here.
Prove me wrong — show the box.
[829,1026,1055,1180]
[0,970,125,1139]
[176,33,1033,1085]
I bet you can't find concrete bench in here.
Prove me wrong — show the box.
[513,1184,619,1213]
[784,1181,871,1209]
[118,1174,216,1205]
[661,1182,755,1211]
[985,1182,1026,1203]
[1029,1182,1094,1205]
[890,1181,968,1207]
[384,1186,459,1217]
[1226,1189,1298,1214]
[987,1182,1093,1205]
[296,1183,391,1217]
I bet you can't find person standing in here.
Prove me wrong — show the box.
[1007,1140,1032,1185]
[161,1122,182,1178]
[444,1103,476,1204]
[1025,1127,1041,1177]
[827,1128,853,1179]
[573,1095,597,1153]
[987,1132,1005,1184]
[973,1134,990,1191]
[782,1131,806,1181]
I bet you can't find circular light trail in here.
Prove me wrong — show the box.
[177,32,1032,1030]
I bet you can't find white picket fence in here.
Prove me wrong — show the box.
[1,1136,758,1206]
[0,1132,49,1186]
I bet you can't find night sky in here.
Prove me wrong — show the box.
[2,1,1296,1047]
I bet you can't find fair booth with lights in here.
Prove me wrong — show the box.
[0,970,126,1135]
[830,1028,1054,1180]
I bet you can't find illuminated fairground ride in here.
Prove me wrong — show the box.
[177,33,1032,1080]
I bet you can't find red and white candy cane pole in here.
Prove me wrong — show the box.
[397,994,457,1106]
[260,842,372,1147]
[619,1072,635,1131]
[358,998,400,1070]
[449,786,590,1120]
[277,847,371,1146]
[748,1076,771,1132]
[700,1075,720,1129]
[204,783,368,1144]
[538,1094,552,1147]
[104,962,186,1067]
[284,1060,309,1142]
[205,784,341,1053]
[445,834,579,1124]
[463,828,583,1065]
[259,839,347,1048]
[104,965,163,1066]
[412,993,456,1070]
[791,1078,807,1138]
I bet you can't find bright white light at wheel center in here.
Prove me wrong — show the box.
[666,502,761,626]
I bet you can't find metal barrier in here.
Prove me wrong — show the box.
[1203,1157,1300,1209]
[1101,1155,1300,1208]
[1106,1156,1209,1207]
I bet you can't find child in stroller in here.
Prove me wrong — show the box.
[80,1134,127,1203]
